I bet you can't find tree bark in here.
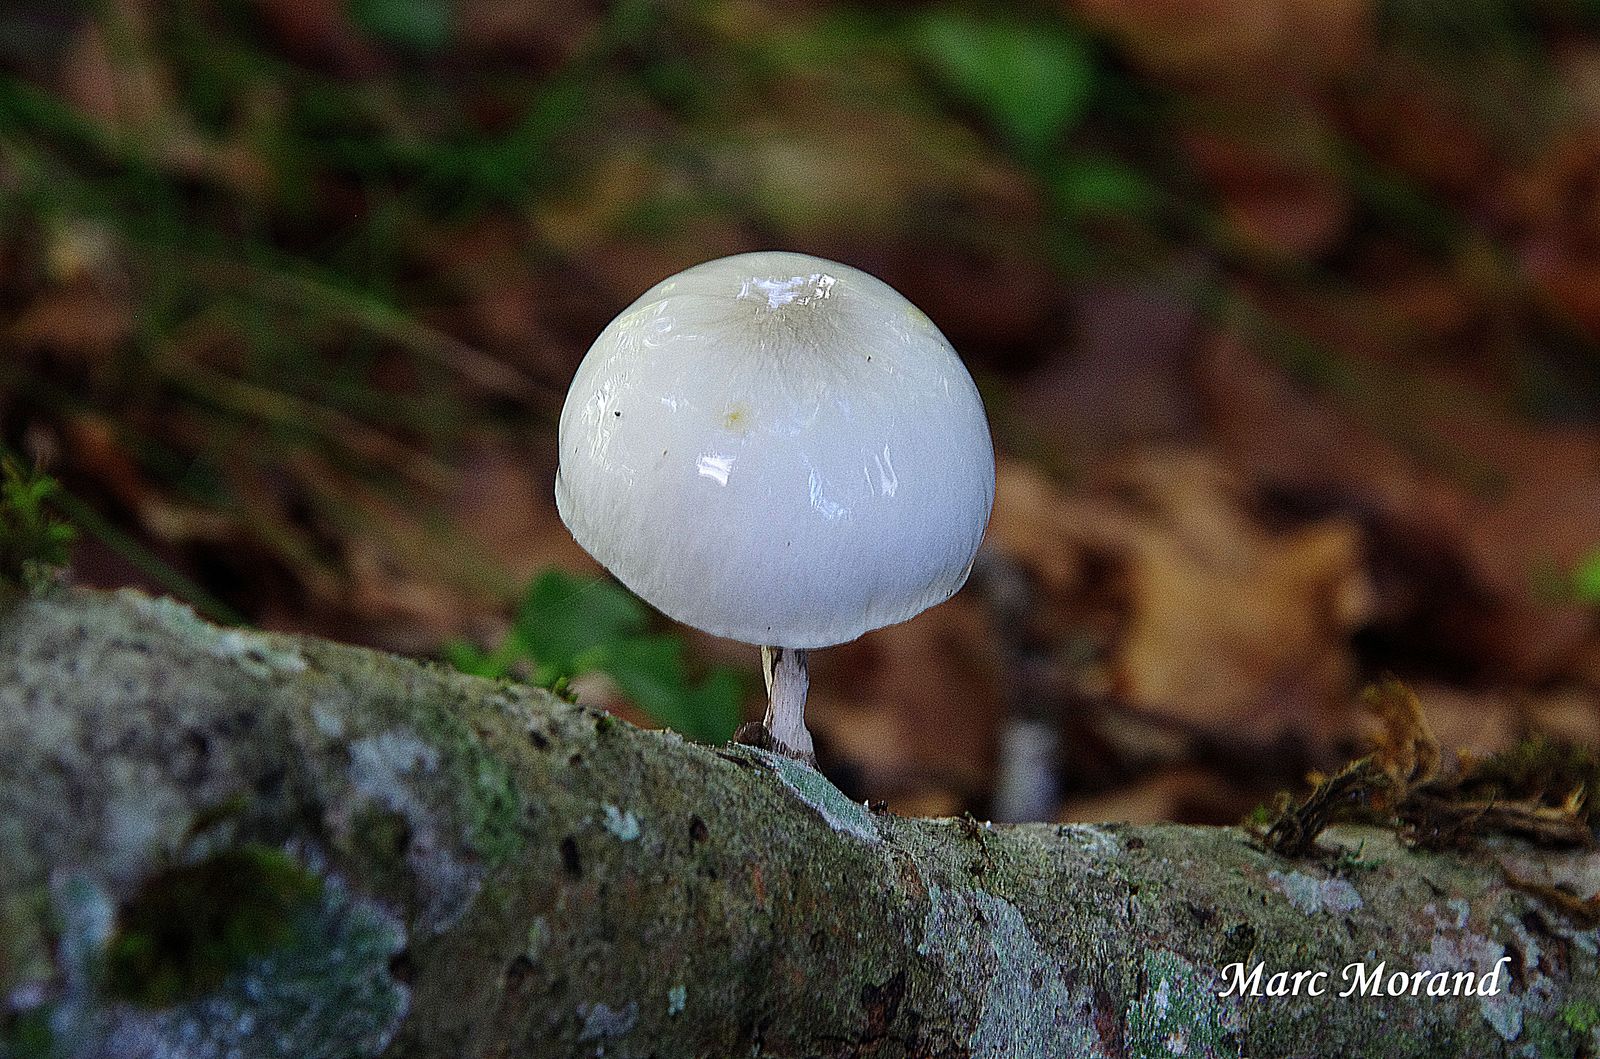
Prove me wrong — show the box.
[2,587,1598,1058]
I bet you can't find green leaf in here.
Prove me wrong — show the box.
[1049,155,1158,218]
[441,639,503,679]
[432,75,591,205]
[596,636,743,744]
[681,667,746,745]
[513,568,647,675]
[594,636,693,727]
[447,568,745,743]
[347,0,452,52]
[915,10,1095,155]
[1574,549,1600,604]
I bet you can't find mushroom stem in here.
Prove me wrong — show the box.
[760,645,814,763]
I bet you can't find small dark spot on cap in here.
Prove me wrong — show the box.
[528,729,550,751]
[689,815,709,843]
[560,835,581,878]
[614,410,621,417]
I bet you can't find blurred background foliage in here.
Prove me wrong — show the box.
[4,0,1600,823]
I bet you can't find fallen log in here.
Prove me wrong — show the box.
[1,587,1597,1057]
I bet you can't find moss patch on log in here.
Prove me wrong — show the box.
[104,844,323,1007]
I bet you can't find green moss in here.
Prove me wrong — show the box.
[1517,1005,1592,1059]
[1125,949,1243,1059]
[1562,999,1600,1034]
[48,872,408,1057]
[464,752,523,865]
[413,698,527,868]
[103,844,323,1007]
[0,457,75,595]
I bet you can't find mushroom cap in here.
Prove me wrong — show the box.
[556,250,995,649]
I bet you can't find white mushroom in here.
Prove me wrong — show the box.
[556,250,994,764]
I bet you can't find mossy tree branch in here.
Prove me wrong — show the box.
[2,588,1599,1058]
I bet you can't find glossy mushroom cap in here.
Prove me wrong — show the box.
[556,250,995,649]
